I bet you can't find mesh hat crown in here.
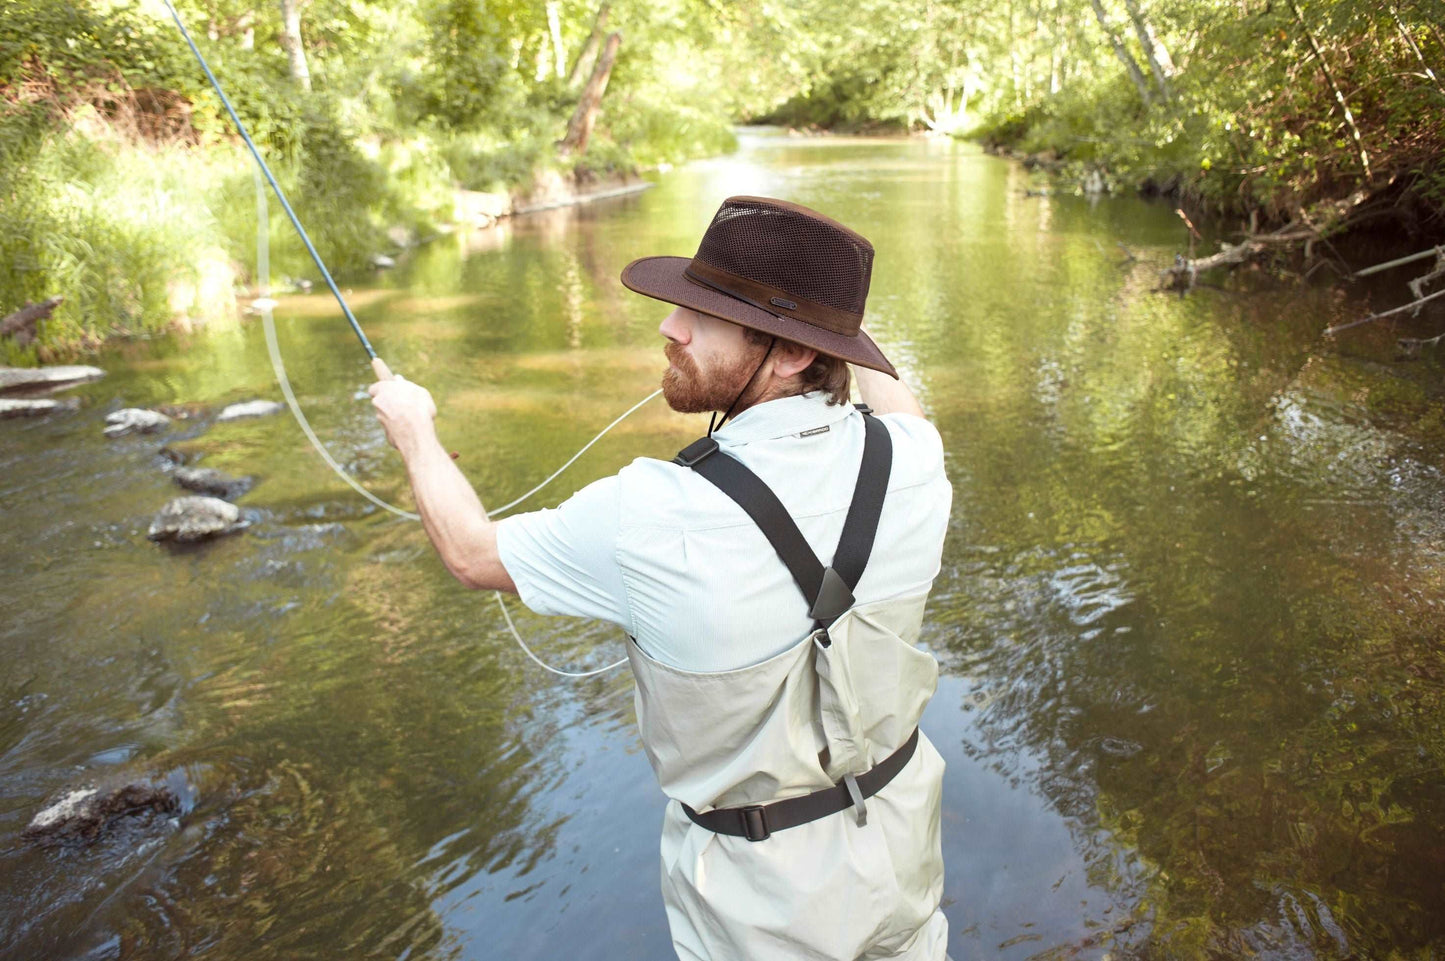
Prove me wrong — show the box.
[621,196,897,377]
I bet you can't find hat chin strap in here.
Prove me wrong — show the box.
[709,337,776,437]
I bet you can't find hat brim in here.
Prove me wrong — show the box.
[621,256,898,379]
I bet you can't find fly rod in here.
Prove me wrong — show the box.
[159,0,376,363]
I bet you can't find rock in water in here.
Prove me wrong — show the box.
[0,398,79,419]
[148,496,247,542]
[25,782,180,840]
[173,466,252,500]
[104,408,170,437]
[0,365,105,395]
[217,399,284,421]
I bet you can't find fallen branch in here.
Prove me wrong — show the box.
[1352,245,1444,279]
[1,297,63,345]
[1324,286,1445,335]
[1396,330,1445,356]
[1159,240,1265,291]
[1406,248,1445,300]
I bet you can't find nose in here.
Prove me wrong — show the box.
[659,306,692,344]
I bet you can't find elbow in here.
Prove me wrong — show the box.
[445,556,515,593]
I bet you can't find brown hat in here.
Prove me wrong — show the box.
[621,196,897,377]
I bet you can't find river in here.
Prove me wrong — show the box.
[3,130,1444,960]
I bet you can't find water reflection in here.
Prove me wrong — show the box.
[2,132,1444,960]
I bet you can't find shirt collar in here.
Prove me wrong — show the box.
[711,391,857,448]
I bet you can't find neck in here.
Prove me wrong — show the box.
[722,375,805,418]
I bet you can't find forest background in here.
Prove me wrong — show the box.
[2,0,1442,357]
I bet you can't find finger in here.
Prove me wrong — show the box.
[371,357,394,381]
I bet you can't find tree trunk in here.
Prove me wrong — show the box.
[546,1,566,79]
[1121,0,1174,101]
[278,0,311,92]
[1389,4,1445,97]
[1089,0,1152,105]
[559,32,621,156]
[1287,0,1371,180]
[566,3,611,89]
[239,10,255,51]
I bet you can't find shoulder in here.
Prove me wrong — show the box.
[614,454,741,531]
[873,412,945,487]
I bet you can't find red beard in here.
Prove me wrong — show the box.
[662,340,770,414]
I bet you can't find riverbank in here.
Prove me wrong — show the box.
[0,0,740,362]
[0,119,675,366]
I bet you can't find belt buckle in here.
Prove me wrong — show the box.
[739,805,770,841]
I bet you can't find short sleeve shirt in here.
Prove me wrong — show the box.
[496,392,953,673]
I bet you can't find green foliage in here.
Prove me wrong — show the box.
[0,0,785,352]
[0,127,233,356]
[9,0,1438,353]
[964,0,1445,224]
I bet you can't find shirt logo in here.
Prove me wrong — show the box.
[799,425,831,438]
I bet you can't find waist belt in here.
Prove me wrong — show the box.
[681,727,919,842]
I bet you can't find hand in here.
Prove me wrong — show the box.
[368,357,438,455]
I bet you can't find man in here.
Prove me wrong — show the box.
[370,196,953,960]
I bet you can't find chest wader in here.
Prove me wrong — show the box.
[629,409,949,961]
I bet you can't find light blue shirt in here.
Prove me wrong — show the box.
[496,391,953,672]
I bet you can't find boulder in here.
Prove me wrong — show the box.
[104,408,171,437]
[173,466,252,500]
[25,782,180,840]
[0,365,105,396]
[0,397,79,419]
[217,399,284,422]
[158,444,204,466]
[148,496,247,542]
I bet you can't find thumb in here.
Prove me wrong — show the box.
[371,357,395,382]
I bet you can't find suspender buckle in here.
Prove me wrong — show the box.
[739,805,771,841]
[672,437,719,467]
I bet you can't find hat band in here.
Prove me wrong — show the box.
[683,259,861,337]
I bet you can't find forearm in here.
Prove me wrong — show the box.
[398,429,515,592]
[853,364,926,419]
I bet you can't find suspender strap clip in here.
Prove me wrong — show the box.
[672,437,719,467]
[808,567,855,622]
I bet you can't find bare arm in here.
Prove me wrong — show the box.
[367,359,516,592]
[852,364,926,419]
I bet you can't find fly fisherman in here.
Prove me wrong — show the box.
[369,196,953,960]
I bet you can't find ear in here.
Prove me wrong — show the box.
[769,339,817,379]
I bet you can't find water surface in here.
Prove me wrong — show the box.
[4,131,1445,960]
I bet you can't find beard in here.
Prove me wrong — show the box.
[661,339,769,414]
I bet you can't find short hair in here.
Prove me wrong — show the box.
[744,326,851,406]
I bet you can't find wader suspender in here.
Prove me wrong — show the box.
[669,407,921,841]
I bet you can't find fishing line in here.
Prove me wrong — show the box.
[165,0,642,678]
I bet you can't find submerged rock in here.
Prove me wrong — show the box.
[104,408,171,437]
[25,782,180,840]
[0,397,79,419]
[148,496,247,542]
[173,466,252,500]
[0,365,105,395]
[217,399,284,422]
